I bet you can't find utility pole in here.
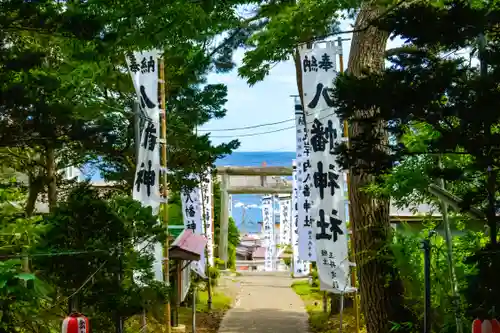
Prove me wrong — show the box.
[240,205,247,235]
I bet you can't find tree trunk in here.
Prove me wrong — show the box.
[294,49,305,109]
[347,3,413,333]
[46,145,57,212]
[26,175,43,216]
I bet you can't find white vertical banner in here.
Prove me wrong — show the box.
[126,50,163,206]
[299,43,353,292]
[200,171,214,267]
[279,196,292,246]
[261,195,275,272]
[180,261,191,302]
[295,97,316,262]
[292,160,310,277]
[273,195,279,271]
[126,50,163,282]
[181,178,207,278]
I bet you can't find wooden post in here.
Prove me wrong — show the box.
[192,285,197,333]
[171,261,180,327]
[159,56,171,333]
[338,36,360,333]
[323,292,328,313]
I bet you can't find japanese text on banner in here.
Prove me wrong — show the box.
[126,50,163,282]
[261,196,275,272]
[299,44,352,292]
[200,171,214,267]
[126,50,163,207]
[181,178,206,278]
[291,160,310,277]
[294,98,316,262]
[279,197,292,246]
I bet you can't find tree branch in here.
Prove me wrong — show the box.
[208,14,262,58]
[302,0,418,46]
[384,45,421,57]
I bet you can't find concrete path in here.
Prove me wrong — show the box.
[218,274,309,333]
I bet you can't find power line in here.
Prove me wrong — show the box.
[199,117,295,132]
[200,104,332,133]
[211,125,295,138]
[0,249,109,260]
[211,108,336,138]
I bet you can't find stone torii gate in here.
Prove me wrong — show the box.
[216,166,293,266]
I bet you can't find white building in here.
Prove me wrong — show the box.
[62,166,82,181]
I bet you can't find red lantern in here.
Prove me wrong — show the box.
[62,313,90,333]
[472,319,500,333]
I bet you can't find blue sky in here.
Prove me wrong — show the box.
[200,19,405,152]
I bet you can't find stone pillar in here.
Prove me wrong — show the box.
[218,173,229,267]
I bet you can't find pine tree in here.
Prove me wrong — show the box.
[332,0,500,320]
[0,0,249,202]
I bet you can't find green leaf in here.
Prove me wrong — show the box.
[15,273,35,281]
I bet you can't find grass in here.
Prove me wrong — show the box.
[292,280,365,333]
[196,288,233,312]
[126,286,236,333]
[176,287,234,333]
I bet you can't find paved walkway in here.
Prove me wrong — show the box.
[218,273,309,333]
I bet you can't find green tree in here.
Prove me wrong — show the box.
[0,0,250,206]
[0,176,49,333]
[226,217,241,269]
[331,0,500,320]
[35,183,168,332]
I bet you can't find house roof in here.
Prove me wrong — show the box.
[241,234,260,241]
[169,229,207,261]
[389,203,441,219]
[252,246,290,259]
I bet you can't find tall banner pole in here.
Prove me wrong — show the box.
[159,56,171,333]
[338,36,360,333]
